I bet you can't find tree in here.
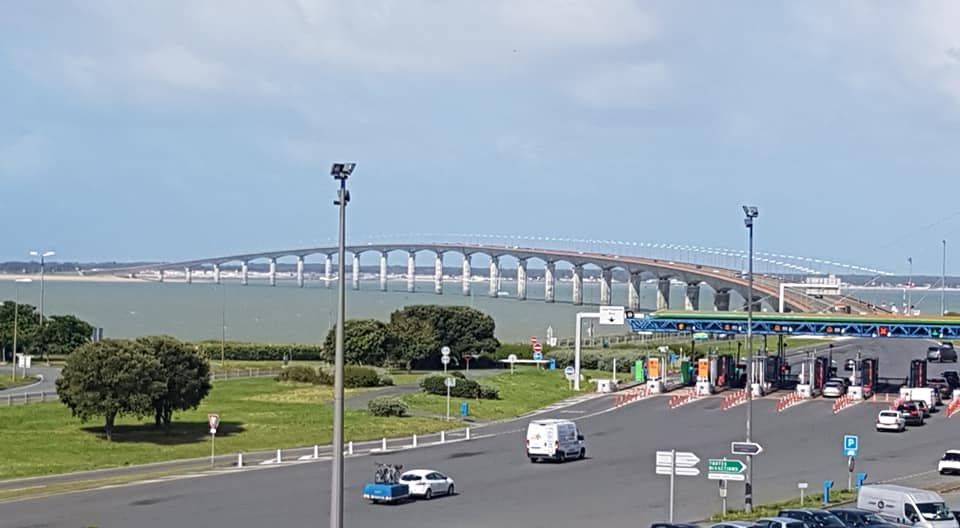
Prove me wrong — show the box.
[56,340,165,441]
[322,319,397,366]
[0,301,40,361]
[138,336,212,431]
[388,305,499,369]
[36,315,93,357]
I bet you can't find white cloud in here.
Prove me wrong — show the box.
[134,45,225,92]
[0,132,53,179]
[563,62,668,109]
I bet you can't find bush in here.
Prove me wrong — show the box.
[478,385,499,400]
[378,375,394,386]
[275,365,319,384]
[368,397,407,417]
[419,375,497,399]
[194,341,323,361]
[343,366,381,388]
[451,371,466,379]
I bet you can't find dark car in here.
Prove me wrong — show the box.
[651,524,700,528]
[928,378,952,400]
[897,401,925,425]
[929,343,958,363]
[831,508,896,528]
[942,370,960,390]
[912,399,931,417]
[778,508,846,528]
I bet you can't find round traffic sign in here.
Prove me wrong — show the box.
[564,366,576,380]
[441,355,451,365]
[532,343,542,353]
[441,346,451,356]
[533,351,543,361]
[507,354,518,362]
[444,377,457,388]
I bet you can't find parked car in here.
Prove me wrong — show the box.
[652,524,701,528]
[942,371,959,390]
[928,378,953,400]
[779,508,846,528]
[823,379,847,398]
[913,399,932,417]
[938,450,960,475]
[756,517,810,528]
[398,469,455,500]
[928,343,958,363]
[711,522,762,528]
[831,507,898,528]
[897,401,925,425]
[876,410,906,432]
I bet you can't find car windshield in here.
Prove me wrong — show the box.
[862,513,884,524]
[944,452,960,461]
[786,523,806,528]
[879,412,898,418]
[917,502,952,521]
[813,512,845,528]
[399,474,421,481]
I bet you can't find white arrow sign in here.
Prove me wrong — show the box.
[656,466,701,477]
[656,451,700,468]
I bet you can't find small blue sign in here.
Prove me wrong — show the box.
[564,366,576,378]
[823,480,833,506]
[533,351,543,361]
[855,472,867,489]
[843,435,859,457]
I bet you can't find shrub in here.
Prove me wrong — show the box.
[419,375,497,399]
[368,397,407,417]
[420,375,447,395]
[478,385,499,400]
[378,375,394,386]
[343,366,381,388]
[451,371,466,379]
[194,342,323,361]
[275,365,319,384]
[316,369,334,385]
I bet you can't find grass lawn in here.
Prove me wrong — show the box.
[401,367,588,422]
[0,375,40,391]
[0,378,448,480]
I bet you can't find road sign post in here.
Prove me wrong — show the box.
[208,413,220,467]
[656,450,700,523]
[718,480,728,517]
[444,377,456,421]
[441,346,451,376]
[798,482,808,505]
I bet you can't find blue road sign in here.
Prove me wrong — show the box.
[823,480,833,506]
[533,351,543,361]
[843,435,859,457]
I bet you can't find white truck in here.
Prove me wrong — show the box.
[857,484,958,528]
[900,387,937,409]
[525,419,585,463]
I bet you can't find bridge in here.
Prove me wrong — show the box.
[85,242,886,314]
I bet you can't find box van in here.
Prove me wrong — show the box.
[525,419,585,463]
[857,484,958,528]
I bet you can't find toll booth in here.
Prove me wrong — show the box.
[696,357,714,396]
[717,355,735,388]
[814,356,830,391]
[796,355,815,398]
[646,356,665,394]
[860,358,878,396]
[680,359,693,386]
[749,356,767,397]
[765,356,783,390]
[908,359,927,388]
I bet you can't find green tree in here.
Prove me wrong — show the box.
[0,301,40,360]
[387,305,499,369]
[322,319,397,366]
[56,340,165,441]
[138,336,212,431]
[36,315,94,357]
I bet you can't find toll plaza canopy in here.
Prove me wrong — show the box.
[627,311,960,339]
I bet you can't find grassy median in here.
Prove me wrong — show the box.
[0,375,40,391]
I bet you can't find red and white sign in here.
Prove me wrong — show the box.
[463,354,472,361]
[532,343,543,354]
[530,336,539,345]
[208,413,220,432]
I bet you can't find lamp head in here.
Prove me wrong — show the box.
[742,205,759,218]
[330,162,356,180]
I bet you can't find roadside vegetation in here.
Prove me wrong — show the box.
[0,375,40,391]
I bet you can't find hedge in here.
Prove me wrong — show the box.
[194,341,323,361]
[275,365,321,384]
[419,375,499,400]
[343,366,381,388]
[368,397,408,417]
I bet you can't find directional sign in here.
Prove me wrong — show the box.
[843,435,859,457]
[444,377,456,388]
[599,305,625,325]
[731,442,764,456]
[657,451,700,468]
[708,458,745,474]
[564,366,576,380]
[656,466,701,476]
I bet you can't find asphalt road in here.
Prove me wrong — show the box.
[3,339,959,528]
[0,365,60,396]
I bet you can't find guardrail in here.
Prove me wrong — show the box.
[4,391,59,406]
[210,368,284,381]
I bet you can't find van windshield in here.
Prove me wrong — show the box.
[917,502,952,521]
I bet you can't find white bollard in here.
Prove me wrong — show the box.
[277,449,282,463]
[314,445,319,459]
[348,441,354,455]
[412,434,418,447]
[382,438,387,451]
[440,431,446,443]
[237,453,244,467]
[465,428,471,440]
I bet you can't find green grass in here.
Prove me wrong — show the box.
[708,489,857,521]
[0,375,40,391]
[401,367,585,421]
[0,377,449,480]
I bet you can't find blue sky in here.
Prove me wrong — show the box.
[2,1,960,274]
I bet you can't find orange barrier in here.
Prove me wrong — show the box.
[776,392,806,412]
[613,385,651,408]
[832,394,861,414]
[946,398,960,418]
[668,389,700,409]
[720,389,747,410]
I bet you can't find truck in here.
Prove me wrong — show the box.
[857,484,958,528]
[900,387,937,409]
[362,463,409,504]
[526,419,586,463]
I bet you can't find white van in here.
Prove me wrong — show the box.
[857,484,958,528]
[525,419,585,463]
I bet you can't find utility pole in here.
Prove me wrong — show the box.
[742,205,759,513]
[942,240,947,316]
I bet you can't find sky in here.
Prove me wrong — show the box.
[2,1,960,274]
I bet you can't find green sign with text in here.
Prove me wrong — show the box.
[708,458,745,474]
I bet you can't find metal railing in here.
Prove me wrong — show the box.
[5,391,59,406]
[210,367,284,381]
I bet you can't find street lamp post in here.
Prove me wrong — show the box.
[742,205,759,513]
[942,240,947,316]
[907,257,913,315]
[28,251,55,327]
[329,162,355,528]
[12,278,33,381]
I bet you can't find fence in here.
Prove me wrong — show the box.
[210,368,284,381]
[5,391,59,406]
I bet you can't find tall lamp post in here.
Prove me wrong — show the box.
[907,257,913,315]
[329,162,355,528]
[28,250,55,326]
[742,205,759,513]
[12,278,33,381]
[942,240,947,316]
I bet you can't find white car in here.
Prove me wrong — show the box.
[938,450,960,475]
[822,380,847,398]
[876,410,906,432]
[399,469,455,500]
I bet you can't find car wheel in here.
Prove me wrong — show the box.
[447,485,455,496]
[529,457,538,463]
[557,452,566,464]
[579,448,586,460]
[424,489,433,500]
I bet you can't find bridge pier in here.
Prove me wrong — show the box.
[407,252,416,293]
[627,271,642,311]
[434,252,443,294]
[544,262,556,303]
[572,264,583,305]
[714,288,731,311]
[269,258,277,287]
[352,254,360,290]
[213,263,221,284]
[324,255,332,288]
[185,267,192,284]
[296,256,305,288]
[656,277,671,310]
[159,269,165,283]
[379,252,388,292]
[599,268,612,306]
[241,261,249,286]
[516,259,527,301]
[743,293,762,313]
[489,256,500,298]
[684,283,701,311]
[462,255,472,296]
